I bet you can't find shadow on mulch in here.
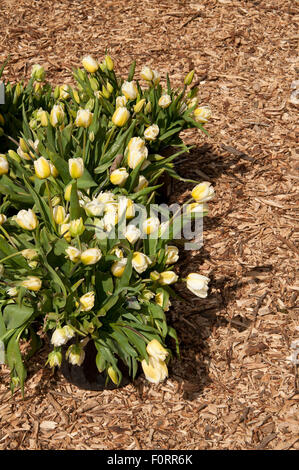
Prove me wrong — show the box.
[168,275,255,402]
[21,143,267,400]
[161,143,274,401]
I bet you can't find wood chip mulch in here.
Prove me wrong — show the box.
[0,0,298,450]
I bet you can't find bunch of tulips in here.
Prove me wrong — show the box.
[0,55,214,393]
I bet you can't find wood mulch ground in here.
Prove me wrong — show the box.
[0,0,298,450]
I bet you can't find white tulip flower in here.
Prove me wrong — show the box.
[15,209,38,230]
[186,273,210,298]
[132,252,151,274]
[191,182,215,203]
[144,124,159,141]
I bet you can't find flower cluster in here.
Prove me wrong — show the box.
[0,55,213,393]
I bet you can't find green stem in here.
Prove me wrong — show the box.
[45,180,55,229]
[83,131,86,161]
[76,235,82,252]
[0,225,17,248]
[101,125,115,160]
[0,251,24,264]
[57,129,63,157]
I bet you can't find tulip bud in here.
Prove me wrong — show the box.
[0,214,6,225]
[34,157,51,179]
[7,287,18,297]
[89,76,99,91]
[0,155,9,175]
[53,85,60,100]
[111,258,127,277]
[13,83,22,103]
[144,101,152,114]
[134,175,149,193]
[16,209,38,230]
[193,106,211,123]
[82,55,99,73]
[22,249,38,260]
[191,182,215,203]
[29,119,38,130]
[60,223,71,242]
[73,89,80,104]
[158,271,178,285]
[75,109,93,128]
[0,113,4,126]
[66,344,85,366]
[155,291,171,311]
[103,210,118,231]
[184,70,195,86]
[152,70,160,85]
[96,191,116,204]
[69,158,84,179]
[77,69,86,81]
[111,247,124,259]
[140,66,154,82]
[51,328,68,347]
[8,150,20,162]
[142,216,160,235]
[69,218,85,237]
[141,289,155,301]
[50,104,65,127]
[65,246,81,262]
[105,55,114,71]
[146,339,168,361]
[17,146,31,161]
[89,131,95,143]
[81,247,102,265]
[141,356,168,384]
[112,106,130,127]
[51,196,61,207]
[110,167,129,186]
[133,99,146,113]
[0,264,4,277]
[127,138,148,169]
[165,245,179,265]
[132,252,151,274]
[115,96,127,108]
[21,276,42,291]
[121,81,138,101]
[158,94,171,109]
[64,184,72,201]
[31,64,45,82]
[19,138,29,153]
[84,200,104,217]
[63,325,76,340]
[106,81,114,94]
[186,273,210,298]
[79,292,95,311]
[47,350,62,368]
[150,270,161,281]
[59,84,70,100]
[38,109,48,126]
[125,224,141,244]
[107,366,118,384]
[188,97,198,109]
[49,163,59,178]
[126,199,135,219]
[144,124,159,141]
[101,85,111,99]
